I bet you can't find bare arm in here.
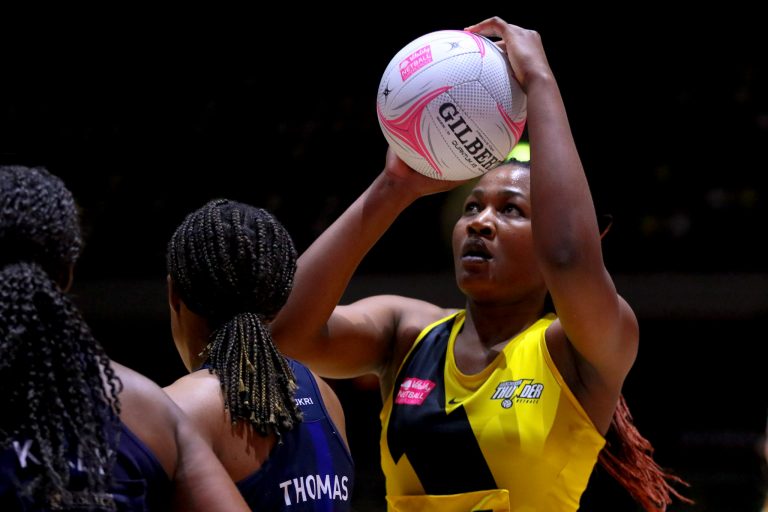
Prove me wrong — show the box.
[113,364,247,512]
[467,19,638,389]
[169,403,249,512]
[271,151,464,378]
[162,371,224,449]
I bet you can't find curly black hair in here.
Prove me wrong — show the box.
[0,166,121,510]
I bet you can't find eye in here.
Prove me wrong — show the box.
[501,203,522,216]
[464,201,481,214]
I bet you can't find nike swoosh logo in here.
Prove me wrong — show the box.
[448,398,462,405]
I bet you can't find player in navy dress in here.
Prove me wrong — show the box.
[164,199,354,510]
[0,165,248,511]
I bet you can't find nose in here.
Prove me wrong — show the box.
[466,207,495,238]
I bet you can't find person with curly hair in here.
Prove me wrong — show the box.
[0,165,248,511]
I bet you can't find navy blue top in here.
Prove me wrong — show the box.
[235,359,354,511]
[0,422,171,511]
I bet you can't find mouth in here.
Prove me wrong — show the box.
[461,239,492,262]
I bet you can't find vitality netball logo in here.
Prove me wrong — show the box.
[491,379,544,409]
[399,44,432,81]
[395,377,436,405]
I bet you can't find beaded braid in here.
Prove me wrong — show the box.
[204,312,299,435]
[0,166,121,510]
[167,199,302,436]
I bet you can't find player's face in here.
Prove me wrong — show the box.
[452,165,544,301]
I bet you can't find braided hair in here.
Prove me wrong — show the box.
[167,199,301,436]
[0,166,121,510]
[598,396,693,511]
[504,158,691,511]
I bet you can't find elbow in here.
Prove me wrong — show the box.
[536,224,602,271]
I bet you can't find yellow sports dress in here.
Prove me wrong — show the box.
[380,312,605,512]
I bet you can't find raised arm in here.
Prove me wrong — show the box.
[467,18,638,389]
[271,151,461,378]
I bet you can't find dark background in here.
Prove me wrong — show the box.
[2,8,766,511]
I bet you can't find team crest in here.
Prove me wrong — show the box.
[491,379,544,408]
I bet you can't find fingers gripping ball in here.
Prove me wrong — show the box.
[377,30,527,181]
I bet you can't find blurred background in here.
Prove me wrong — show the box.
[2,7,766,511]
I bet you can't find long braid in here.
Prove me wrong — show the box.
[0,166,121,510]
[167,199,301,435]
[598,395,693,511]
[205,312,299,434]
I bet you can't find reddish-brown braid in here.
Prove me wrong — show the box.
[599,395,693,511]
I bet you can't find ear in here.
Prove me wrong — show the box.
[167,274,182,313]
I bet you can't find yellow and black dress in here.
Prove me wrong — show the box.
[380,311,605,512]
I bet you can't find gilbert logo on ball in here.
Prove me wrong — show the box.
[377,30,527,181]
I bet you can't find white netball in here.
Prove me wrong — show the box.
[376,30,527,181]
